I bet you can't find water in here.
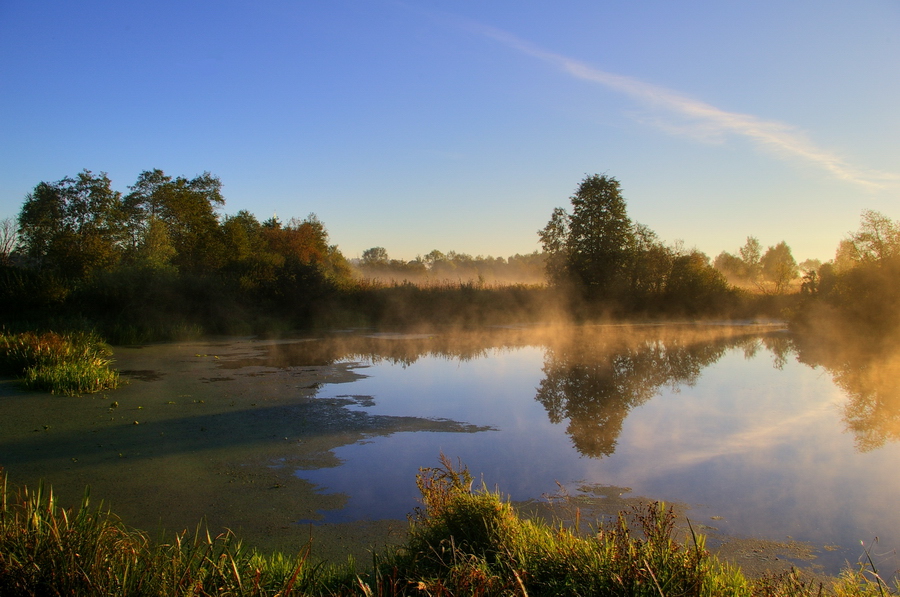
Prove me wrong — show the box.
[3,323,898,574]
[290,325,900,575]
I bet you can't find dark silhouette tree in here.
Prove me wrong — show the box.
[566,174,635,297]
[539,174,636,299]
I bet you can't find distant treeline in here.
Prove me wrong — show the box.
[1,169,895,339]
[353,247,546,286]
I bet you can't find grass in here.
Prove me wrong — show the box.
[0,472,336,596]
[0,330,119,395]
[0,457,897,596]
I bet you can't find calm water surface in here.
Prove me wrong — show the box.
[288,325,900,575]
[5,323,897,575]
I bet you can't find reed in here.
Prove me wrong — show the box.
[0,330,119,395]
[0,471,341,596]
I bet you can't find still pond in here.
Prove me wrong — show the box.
[1,323,898,575]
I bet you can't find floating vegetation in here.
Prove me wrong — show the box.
[0,330,119,395]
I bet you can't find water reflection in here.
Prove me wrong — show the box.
[535,327,767,457]
[792,335,900,452]
[222,324,900,458]
[219,328,554,369]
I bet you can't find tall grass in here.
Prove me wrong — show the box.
[1,460,897,596]
[0,471,338,596]
[366,454,896,596]
[0,330,119,395]
[372,454,748,595]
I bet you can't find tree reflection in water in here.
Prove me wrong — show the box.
[223,324,900,456]
[534,326,767,458]
[791,333,900,452]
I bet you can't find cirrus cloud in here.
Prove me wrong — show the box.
[470,22,897,190]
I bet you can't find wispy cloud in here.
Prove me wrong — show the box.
[469,22,896,189]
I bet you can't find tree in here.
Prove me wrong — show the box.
[713,251,744,280]
[738,236,762,283]
[665,250,732,312]
[539,174,635,297]
[361,247,389,266]
[567,174,635,296]
[124,169,225,271]
[222,210,265,263]
[18,170,126,278]
[760,241,798,294]
[0,218,20,266]
[833,239,858,274]
[538,207,570,286]
[628,223,672,297]
[845,210,900,265]
[798,258,821,276]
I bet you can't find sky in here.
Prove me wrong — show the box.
[1,1,897,263]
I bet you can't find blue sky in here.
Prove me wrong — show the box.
[1,1,897,262]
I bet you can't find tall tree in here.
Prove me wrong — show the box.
[539,174,635,298]
[760,241,798,294]
[567,174,634,296]
[18,170,126,278]
[124,169,225,271]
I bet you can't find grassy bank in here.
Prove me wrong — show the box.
[0,457,894,596]
[0,330,119,395]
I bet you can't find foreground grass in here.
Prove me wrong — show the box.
[0,330,119,395]
[0,458,895,596]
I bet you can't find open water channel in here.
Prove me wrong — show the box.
[2,323,898,577]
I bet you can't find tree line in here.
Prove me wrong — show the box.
[2,168,896,337]
[1,169,353,336]
[13,169,349,282]
[354,247,546,286]
[793,209,900,340]
[713,237,804,294]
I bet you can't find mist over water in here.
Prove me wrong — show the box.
[290,325,900,575]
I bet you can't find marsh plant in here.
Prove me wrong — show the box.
[0,473,335,596]
[1,462,897,596]
[0,330,119,395]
